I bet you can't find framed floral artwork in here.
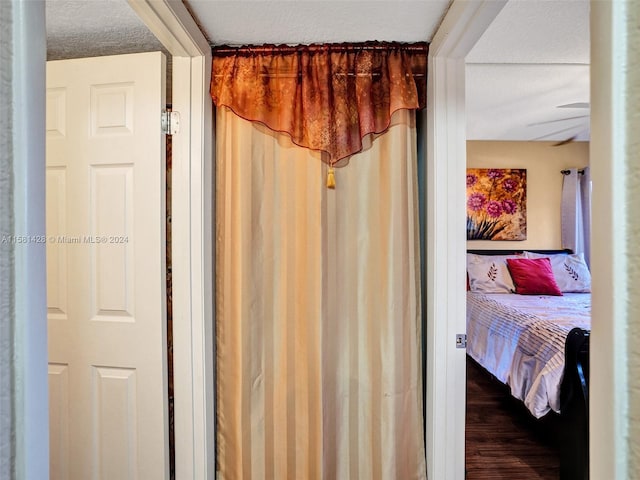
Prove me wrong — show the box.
[466,168,527,240]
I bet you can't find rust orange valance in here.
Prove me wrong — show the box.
[210,42,428,164]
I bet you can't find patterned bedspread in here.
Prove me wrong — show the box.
[466,292,591,418]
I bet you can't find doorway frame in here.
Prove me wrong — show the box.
[423,2,506,478]
[131,1,624,478]
[12,0,621,478]
[127,1,215,478]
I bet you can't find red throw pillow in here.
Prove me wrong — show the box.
[506,258,563,296]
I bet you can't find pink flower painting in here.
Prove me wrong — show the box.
[466,168,527,240]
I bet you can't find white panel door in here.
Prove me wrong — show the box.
[46,52,168,480]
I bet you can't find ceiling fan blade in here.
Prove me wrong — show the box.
[531,123,587,141]
[557,102,590,109]
[551,127,590,146]
[552,136,578,147]
[528,114,589,127]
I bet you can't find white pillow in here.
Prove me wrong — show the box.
[466,253,521,294]
[524,251,591,293]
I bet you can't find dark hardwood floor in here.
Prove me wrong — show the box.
[466,356,561,479]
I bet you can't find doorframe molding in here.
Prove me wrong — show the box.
[589,2,630,477]
[127,2,214,478]
[11,1,621,479]
[136,1,509,478]
[128,1,623,480]
[423,2,505,479]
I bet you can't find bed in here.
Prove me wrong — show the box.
[466,249,590,480]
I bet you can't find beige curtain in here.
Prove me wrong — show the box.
[216,106,426,480]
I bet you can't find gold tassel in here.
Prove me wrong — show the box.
[326,167,336,189]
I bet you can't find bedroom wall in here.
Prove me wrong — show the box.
[466,140,589,250]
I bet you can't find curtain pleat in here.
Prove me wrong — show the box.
[580,167,592,266]
[322,112,424,480]
[216,110,325,479]
[561,167,591,265]
[216,106,426,480]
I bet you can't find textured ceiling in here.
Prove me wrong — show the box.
[466,0,589,64]
[183,1,451,45]
[46,0,167,60]
[466,0,590,142]
[45,0,590,143]
[466,64,590,141]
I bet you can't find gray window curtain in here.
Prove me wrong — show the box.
[561,167,591,266]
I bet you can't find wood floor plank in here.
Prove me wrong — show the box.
[466,357,561,479]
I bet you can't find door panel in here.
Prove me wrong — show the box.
[46,52,168,480]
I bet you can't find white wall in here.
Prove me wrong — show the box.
[6,1,49,478]
[0,2,15,473]
[466,140,589,250]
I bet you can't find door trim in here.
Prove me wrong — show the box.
[128,1,625,479]
[424,2,505,479]
[11,1,621,479]
[127,2,214,478]
[589,2,630,477]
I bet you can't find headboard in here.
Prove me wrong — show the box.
[467,249,573,256]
